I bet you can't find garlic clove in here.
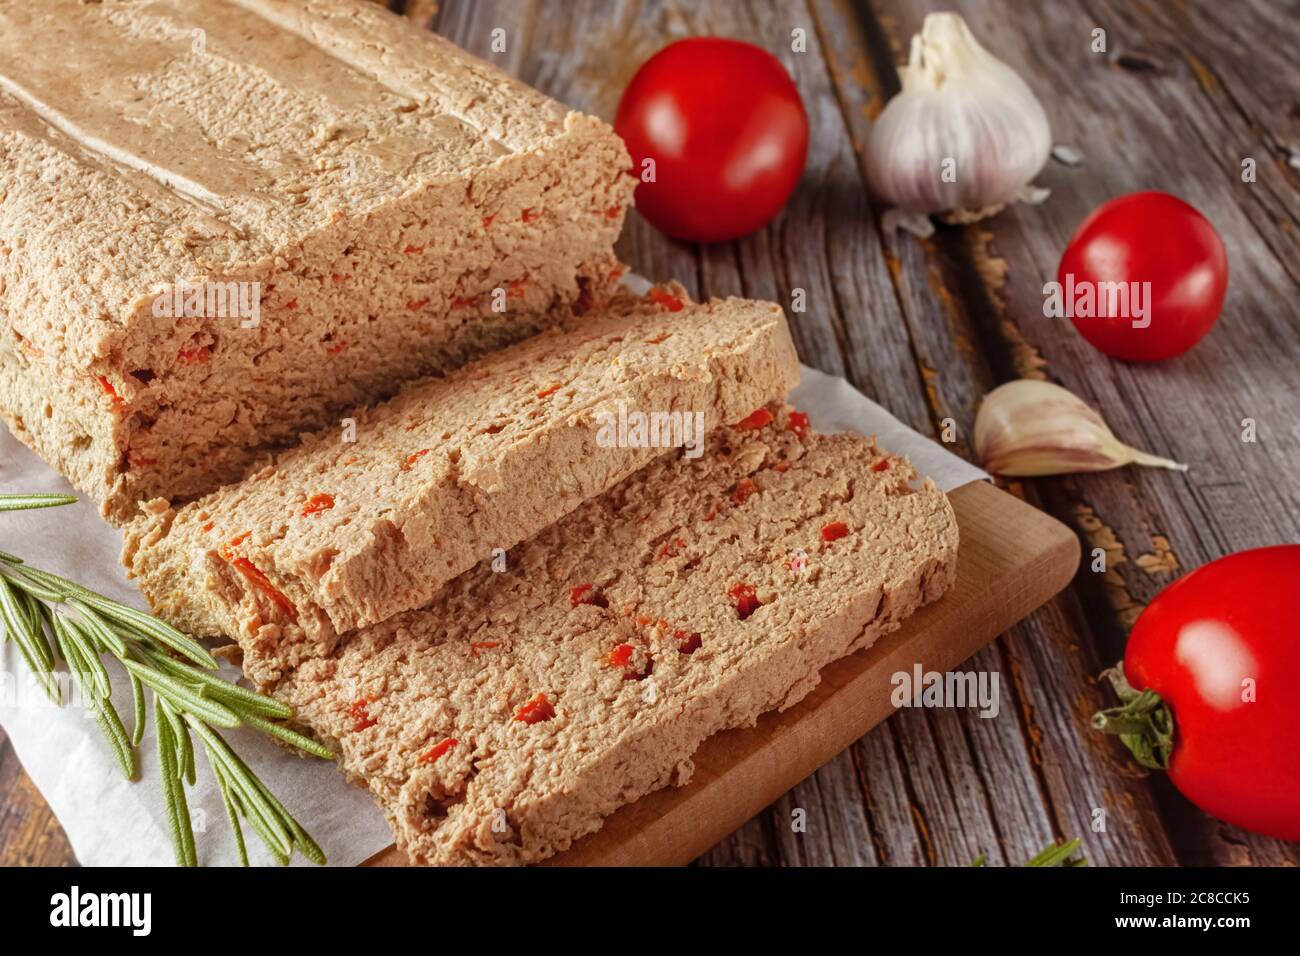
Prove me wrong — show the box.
[867,13,1051,226]
[974,380,1188,477]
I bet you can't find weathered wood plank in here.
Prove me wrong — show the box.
[855,0,1300,865]
[803,0,1160,867]
[770,750,880,866]
[1117,0,1300,287]
[0,729,77,866]
[851,721,928,865]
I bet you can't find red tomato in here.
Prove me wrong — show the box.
[1057,191,1228,361]
[1097,545,1300,841]
[614,38,808,242]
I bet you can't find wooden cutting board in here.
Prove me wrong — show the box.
[364,480,1079,866]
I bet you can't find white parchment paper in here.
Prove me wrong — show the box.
[0,366,986,866]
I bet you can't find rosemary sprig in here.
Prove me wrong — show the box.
[0,492,331,865]
[970,836,1088,867]
[1024,836,1087,867]
[0,492,78,512]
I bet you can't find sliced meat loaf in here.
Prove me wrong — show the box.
[274,407,959,865]
[123,289,801,684]
[0,0,633,521]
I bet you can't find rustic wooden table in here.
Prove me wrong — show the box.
[3,0,1298,867]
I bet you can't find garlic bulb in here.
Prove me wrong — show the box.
[975,380,1188,477]
[867,13,1052,236]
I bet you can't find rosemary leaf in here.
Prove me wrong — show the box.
[155,699,197,867]
[64,599,129,658]
[52,613,110,698]
[215,774,250,867]
[188,719,293,860]
[1025,837,1086,867]
[122,660,240,728]
[216,755,293,858]
[0,566,66,603]
[95,698,139,780]
[129,669,147,747]
[53,617,136,778]
[140,646,292,719]
[19,588,47,648]
[0,492,78,511]
[224,737,327,865]
[89,692,139,781]
[14,637,60,702]
[49,611,80,671]
[246,764,327,867]
[75,592,215,669]
[6,563,83,601]
[238,711,334,760]
[243,814,290,868]
[1,577,54,669]
[177,718,196,787]
[0,577,59,703]
[202,682,296,720]
[159,698,196,786]
[18,566,204,666]
[0,574,30,637]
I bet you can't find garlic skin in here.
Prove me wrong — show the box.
[867,13,1051,233]
[975,380,1188,477]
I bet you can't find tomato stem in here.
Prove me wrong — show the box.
[1091,665,1175,772]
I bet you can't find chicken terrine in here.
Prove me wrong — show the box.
[274,408,959,865]
[123,287,801,685]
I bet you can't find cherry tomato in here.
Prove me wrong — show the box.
[614,38,809,243]
[1097,545,1300,841]
[1057,191,1228,361]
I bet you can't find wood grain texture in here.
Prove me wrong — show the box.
[4,0,1297,867]
[0,729,76,867]
[851,0,1300,866]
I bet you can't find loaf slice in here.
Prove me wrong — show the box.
[273,408,959,865]
[123,289,801,684]
[0,0,634,522]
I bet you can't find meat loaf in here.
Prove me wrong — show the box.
[0,0,634,522]
[274,408,959,865]
[122,288,801,685]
